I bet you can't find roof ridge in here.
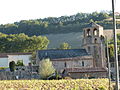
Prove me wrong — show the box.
[38,48,85,51]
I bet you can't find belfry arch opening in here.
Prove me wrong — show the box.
[93,28,98,36]
[87,29,91,36]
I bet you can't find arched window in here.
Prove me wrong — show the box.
[93,28,97,36]
[87,29,91,36]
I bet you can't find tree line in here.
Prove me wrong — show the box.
[0,11,120,36]
[0,33,49,53]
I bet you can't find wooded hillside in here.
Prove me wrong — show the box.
[0,11,120,36]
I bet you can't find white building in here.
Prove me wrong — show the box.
[0,53,32,67]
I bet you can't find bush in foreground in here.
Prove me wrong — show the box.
[0,79,114,90]
[39,58,55,79]
[9,61,15,72]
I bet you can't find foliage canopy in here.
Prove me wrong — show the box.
[0,12,119,36]
[0,33,49,53]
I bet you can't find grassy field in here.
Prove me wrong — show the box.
[0,79,113,90]
[44,32,83,49]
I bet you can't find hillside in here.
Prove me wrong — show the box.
[45,32,83,48]
[0,12,120,36]
[0,12,120,49]
[46,29,120,48]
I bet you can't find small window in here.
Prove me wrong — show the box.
[64,62,67,67]
[82,61,84,67]
[94,38,97,43]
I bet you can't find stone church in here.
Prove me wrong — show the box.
[36,22,107,78]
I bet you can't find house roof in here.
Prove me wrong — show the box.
[0,53,32,56]
[0,53,32,58]
[0,54,8,58]
[37,49,90,60]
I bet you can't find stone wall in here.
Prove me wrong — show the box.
[0,66,39,80]
[52,56,93,73]
[69,72,107,79]
[0,71,13,80]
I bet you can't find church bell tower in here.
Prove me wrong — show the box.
[82,22,106,67]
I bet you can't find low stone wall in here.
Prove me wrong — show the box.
[69,72,107,79]
[0,71,14,80]
[0,66,40,80]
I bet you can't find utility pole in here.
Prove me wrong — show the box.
[112,0,119,90]
[106,37,111,90]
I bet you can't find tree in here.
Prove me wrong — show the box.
[16,60,24,66]
[0,33,49,53]
[0,12,117,36]
[9,61,15,72]
[59,42,71,49]
[39,58,55,79]
[89,19,94,23]
[108,44,114,58]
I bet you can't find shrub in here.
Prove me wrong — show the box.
[64,76,72,79]
[9,61,15,72]
[16,60,24,66]
[47,71,62,80]
[39,58,55,79]
[0,67,8,70]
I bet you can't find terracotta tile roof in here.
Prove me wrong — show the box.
[0,54,8,58]
[115,12,120,15]
[66,67,107,73]
[0,53,32,58]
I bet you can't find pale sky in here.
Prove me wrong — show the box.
[0,0,120,24]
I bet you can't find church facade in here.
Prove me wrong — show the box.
[36,23,107,78]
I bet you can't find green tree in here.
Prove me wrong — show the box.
[0,11,116,36]
[16,60,24,66]
[89,19,94,23]
[9,61,15,72]
[0,33,49,53]
[59,42,71,49]
[39,58,55,79]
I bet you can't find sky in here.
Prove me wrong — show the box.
[0,0,120,24]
